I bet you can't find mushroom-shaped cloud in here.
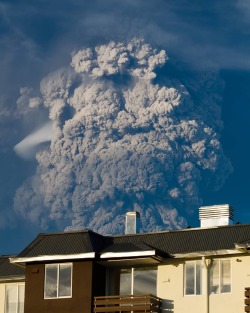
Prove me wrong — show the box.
[14,38,232,234]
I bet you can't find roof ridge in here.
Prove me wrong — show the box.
[0,255,17,258]
[110,223,250,238]
[37,229,91,236]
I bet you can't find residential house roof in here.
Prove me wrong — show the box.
[11,223,250,264]
[101,242,158,253]
[110,223,250,256]
[18,230,106,257]
[0,255,25,281]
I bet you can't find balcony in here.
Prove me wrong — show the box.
[93,294,162,313]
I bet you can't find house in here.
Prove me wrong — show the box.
[7,204,250,313]
[0,255,25,313]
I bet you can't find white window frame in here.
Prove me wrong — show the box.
[184,261,202,296]
[209,259,231,295]
[44,263,73,299]
[119,267,157,295]
[5,283,25,313]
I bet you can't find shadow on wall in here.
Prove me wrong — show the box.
[161,299,174,313]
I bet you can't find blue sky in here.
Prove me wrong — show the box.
[1,0,250,254]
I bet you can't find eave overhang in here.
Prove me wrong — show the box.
[98,256,163,267]
[173,249,243,259]
[100,250,157,259]
[99,250,166,266]
[235,243,250,253]
[0,275,25,282]
[10,252,95,265]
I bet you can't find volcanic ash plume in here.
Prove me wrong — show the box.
[14,38,232,233]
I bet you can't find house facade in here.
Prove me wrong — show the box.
[0,255,25,313]
[6,204,250,313]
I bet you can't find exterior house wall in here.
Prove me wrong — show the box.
[0,283,6,313]
[24,261,95,313]
[157,254,250,313]
[209,254,250,312]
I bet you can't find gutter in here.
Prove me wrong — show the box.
[173,249,242,259]
[10,252,95,265]
[0,275,25,282]
[100,250,156,259]
[235,243,250,253]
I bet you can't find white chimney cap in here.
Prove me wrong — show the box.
[199,204,234,228]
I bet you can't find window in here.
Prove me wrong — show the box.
[119,267,157,295]
[5,283,25,313]
[184,261,202,295]
[44,263,72,299]
[210,259,231,294]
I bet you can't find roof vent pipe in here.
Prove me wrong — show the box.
[125,211,140,234]
[199,204,234,228]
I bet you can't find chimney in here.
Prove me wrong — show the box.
[199,204,234,228]
[125,211,140,234]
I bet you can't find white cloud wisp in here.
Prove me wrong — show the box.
[14,121,53,160]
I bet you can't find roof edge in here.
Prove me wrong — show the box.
[0,276,25,282]
[100,250,156,259]
[10,252,95,264]
[108,223,250,239]
[173,249,243,259]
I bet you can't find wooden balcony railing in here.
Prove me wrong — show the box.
[245,288,250,312]
[93,294,162,313]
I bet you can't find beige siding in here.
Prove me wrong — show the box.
[0,283,6,313]
[157,254,250,313]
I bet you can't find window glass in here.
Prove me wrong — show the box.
[185,262,195,295]
[210,260,219,294]
[221,260,231,293]
[5,284,25,313]
[195,262,202,295]
[6,285,17,313]
[133,268,157,295]
[44,264,72,299]
[58,264,72,297]
[45,265,58,298]
[210,259,231,294]
[184,261,202,296]
[17,285,25,313]
[120,269,131,295]
[119,267,157,295]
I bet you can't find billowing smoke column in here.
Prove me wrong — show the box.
[14,38,232,233]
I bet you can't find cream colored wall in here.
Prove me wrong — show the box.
[209,254,250,312]
[0,283,6,313]
[157,254,250,313]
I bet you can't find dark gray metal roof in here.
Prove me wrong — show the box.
[15,224,250,260]
[18,230,105,257]
[0,256,25,279]
[100,241,170,259]
[111,224,250,254]
[101,242,156,253]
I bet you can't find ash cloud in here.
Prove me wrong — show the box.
[14,39,232,234]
